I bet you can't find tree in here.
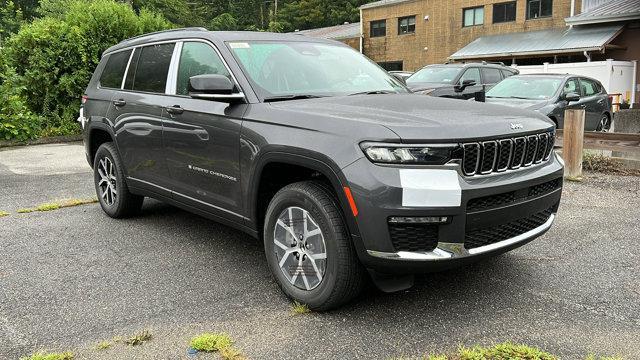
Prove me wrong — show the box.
[0,1,24,42]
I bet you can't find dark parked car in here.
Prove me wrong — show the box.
[388,70,413,83]
[81,29,563,310]
[484,74,612,131]
[406,62,518,99]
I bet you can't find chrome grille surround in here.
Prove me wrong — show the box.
[461,131,555,176]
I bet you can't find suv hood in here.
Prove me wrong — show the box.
[268,94,554,142]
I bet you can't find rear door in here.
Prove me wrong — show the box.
[105,42,177,192]
[161,40,247,219]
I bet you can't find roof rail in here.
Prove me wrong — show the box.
[481,60,506,66]
[125,27,208,42]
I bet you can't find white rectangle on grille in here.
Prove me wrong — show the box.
[399,169,462,207]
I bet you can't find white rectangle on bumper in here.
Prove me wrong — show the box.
[399,169,462,207]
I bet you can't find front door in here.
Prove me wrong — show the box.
[579,77,606,130]
[162,41,247,218]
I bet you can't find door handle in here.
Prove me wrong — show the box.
[166,105,184,115]
[112,99,126,107]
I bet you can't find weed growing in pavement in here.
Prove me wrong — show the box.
[291,301,311,315]
[0,211,9,217]
[190,332,233,352]
[16,198,98,214]
[94,341,111,350]
[220,346,247,360]
[19,351,74,360]
[124,329,152,346]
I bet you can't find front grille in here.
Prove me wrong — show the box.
[462,131,555,176]
[467,177,562,212]
[389,223,439,252]
[465,207,554,249]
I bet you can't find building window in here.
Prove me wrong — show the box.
[370,20,386,37]
[463,6,484,27]
[398,16,416,35]
[493,1,516,23]
[527,0,552,19]
[378,61,403,71]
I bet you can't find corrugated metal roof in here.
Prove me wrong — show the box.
[566,0,640,25]
[295,22,360,40]
[360,0,416,10]
[449,25,624,60]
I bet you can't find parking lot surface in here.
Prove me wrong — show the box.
[1,143,639,359]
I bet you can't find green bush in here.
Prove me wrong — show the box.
[0,67,42,141]
[0,0,172,139]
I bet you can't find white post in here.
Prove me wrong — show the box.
[543,62,549,73]
[359,9,364,54]
[632,60,638,107]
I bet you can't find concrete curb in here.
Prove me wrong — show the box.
[0,135,83,149]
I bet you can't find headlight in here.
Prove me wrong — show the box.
[361,143,458,165]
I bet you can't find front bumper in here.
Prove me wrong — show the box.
[342,152,564,273]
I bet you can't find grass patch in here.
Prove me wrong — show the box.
[124,329,152,346]
[0,211,9,217]
[585,356,623,360]
[16,198,98,214]
[291,301,311,315]
[20,351,74,360]
[220,346,247,360]
[583,152,640,176]
[94,341,111,350]
[190,332,233,352]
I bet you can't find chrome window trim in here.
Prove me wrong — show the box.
[165,41,183,95]
[120,48,136,90]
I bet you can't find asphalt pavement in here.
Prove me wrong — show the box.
[0,143,639,359]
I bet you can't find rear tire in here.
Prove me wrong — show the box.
[263,181,365,311]
[93,142,144,218]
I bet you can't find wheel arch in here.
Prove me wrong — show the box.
[248,150,361,241]
[86,123,117,168]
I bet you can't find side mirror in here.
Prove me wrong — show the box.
[189,74,245,103]
[564,92,580,102]
[455,79,476,92]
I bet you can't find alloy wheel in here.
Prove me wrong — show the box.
[273,206,327,291]
[97,157,117,206]
[598,115,610,132]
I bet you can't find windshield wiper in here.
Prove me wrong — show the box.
[487,95,531,100]
[263,94,327,103]
[348,90,397,96]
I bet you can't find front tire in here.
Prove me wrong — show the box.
[596,113,611,132]
[263,181,365,311]
[93,142,144,218]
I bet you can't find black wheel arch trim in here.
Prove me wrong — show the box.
[246,147,362,241]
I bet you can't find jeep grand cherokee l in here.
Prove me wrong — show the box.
[81,28,564,310]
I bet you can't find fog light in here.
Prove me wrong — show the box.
[388,216,449,224]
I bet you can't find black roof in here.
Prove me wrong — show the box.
[103,28,337,55]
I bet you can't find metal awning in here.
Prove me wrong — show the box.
[449,25,624,60]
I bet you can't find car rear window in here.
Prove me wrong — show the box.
[130,43,175,93]
[99,50,132,89]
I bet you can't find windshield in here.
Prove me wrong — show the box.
[406,66,461,84]
[486,77,562,100]
[228,41,407,100]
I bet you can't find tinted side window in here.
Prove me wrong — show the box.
[581,78,599,96]
[177,42,231,96]
[99,50,132,89]
[131,43,175,93]
[482,68,503,84]
[123,48,141,90]
[459,68,481,84]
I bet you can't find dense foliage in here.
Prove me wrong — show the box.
[0,0,377,140]
[0,0,171,139]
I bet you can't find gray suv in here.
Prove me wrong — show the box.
[81,28,564,310]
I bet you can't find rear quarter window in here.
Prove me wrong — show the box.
[99,50,132,89]
[482,68,503,84]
